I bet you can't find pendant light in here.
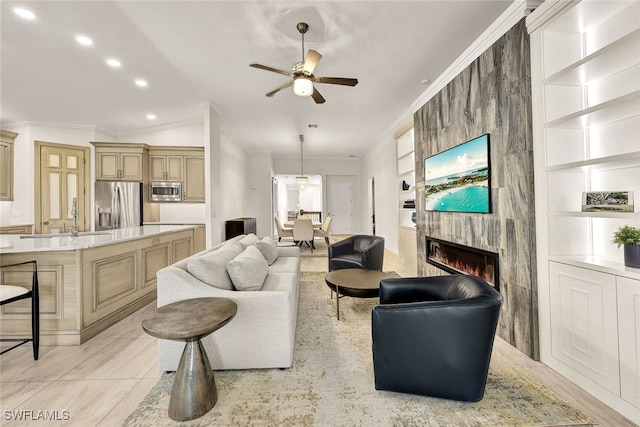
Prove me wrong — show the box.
[296,134,309,189]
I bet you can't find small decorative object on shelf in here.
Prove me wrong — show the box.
[402,180,410,191]
[582,191,634,212]
[403,199,415,209]
[411,211,417,226]
[611,225,640,268]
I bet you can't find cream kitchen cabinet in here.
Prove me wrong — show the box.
[149,152,184,181]
[0,129,17,201]
[183,154,205,203]
[148,146,205,203]
[92,142,149,181]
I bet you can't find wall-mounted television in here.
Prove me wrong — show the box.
[424,133,491,213]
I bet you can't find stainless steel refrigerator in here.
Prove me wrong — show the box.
[95,182,143,230]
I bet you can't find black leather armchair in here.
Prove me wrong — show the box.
[328,235,385,272]
[372,274,502,402]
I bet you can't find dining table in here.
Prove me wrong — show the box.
[285,220,322,230]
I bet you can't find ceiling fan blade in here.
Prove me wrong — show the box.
[314,76,358,86]
[311,87,326,104]
[266,81,293,97]
[250,63,291,77]
[302,49,322,75]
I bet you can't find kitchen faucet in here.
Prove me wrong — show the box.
[70,197,78,237]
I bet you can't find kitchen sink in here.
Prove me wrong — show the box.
[20,231,114,239]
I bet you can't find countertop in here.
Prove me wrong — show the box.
[0,225,197,254]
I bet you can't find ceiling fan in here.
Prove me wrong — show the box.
[250,22,358,104]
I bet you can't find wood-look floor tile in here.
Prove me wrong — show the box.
[95,304,156,340]
[11,379,139,427]
[0,381,50,412]
[0,338,114,383]
[96,378,158,426]
[59,338,156,381]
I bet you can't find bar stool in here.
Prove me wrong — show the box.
[0,260,39,360]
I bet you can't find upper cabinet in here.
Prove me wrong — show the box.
[183,154,205,203]
[91,143,204,203]
[148,146,205,203]
[91,142,149,182]
[0,130,17,201]
[149,152,184,181]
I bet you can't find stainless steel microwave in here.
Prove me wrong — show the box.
[150,182,182,202]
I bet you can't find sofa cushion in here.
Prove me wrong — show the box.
[227,245,269,291]
[268,255,300,274]
[255,237,278,265]
[186,242,243,290]
[239,233,259,249]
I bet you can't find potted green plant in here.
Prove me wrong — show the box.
[611,225,640,268]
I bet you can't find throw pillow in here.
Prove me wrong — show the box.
[227,245,269,291]
[187,242,243,290]
[255,237,278,265]
[239,233,259,249]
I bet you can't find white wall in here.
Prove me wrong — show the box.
[360,127,401,254]
[246,152,274,238]
[220,133,250,232]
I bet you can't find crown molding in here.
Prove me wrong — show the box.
[411,0,542,113]
[525,0,580,33]
[0,120,107,133]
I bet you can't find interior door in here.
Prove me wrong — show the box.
[328,180,353,235]
[36,142,88,234]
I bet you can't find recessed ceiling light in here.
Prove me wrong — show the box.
[135,79,148,88]
[75,35,93,46]
[421,79,432,85]
[14,7,36,20]
[146,114,157,120]
[106,58,121,68]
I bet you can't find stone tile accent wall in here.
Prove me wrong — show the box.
[414,19,538,359]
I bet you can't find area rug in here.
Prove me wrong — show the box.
[125,272,593,427]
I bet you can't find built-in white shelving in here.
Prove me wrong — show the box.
[395,121,417,271]
[528,1,640,423]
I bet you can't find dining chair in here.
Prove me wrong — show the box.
[293,218,315,251]
[315,216,332,245]
[274,216,294,242]
[0,260,40,360]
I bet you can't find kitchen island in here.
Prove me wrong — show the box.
[0,225,204,345]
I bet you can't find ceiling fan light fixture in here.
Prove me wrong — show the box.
[293,77,313,97]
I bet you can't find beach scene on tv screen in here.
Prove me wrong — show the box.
[424,134,490,213]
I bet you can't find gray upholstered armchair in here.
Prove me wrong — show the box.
[328,235,384,271]
[372,274,502,402]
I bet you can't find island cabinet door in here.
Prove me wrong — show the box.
[142,229,193,287]
[82,246,140,327]
[142,241,170,288]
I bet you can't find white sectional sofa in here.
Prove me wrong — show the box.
[156,234,300,371]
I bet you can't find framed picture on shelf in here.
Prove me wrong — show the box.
[581,191,634,212]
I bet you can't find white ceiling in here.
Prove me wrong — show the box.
[1,1,512,159]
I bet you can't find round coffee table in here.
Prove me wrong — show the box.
[142,297,237,421]
[324,269,394,320]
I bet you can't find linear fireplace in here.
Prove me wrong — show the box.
[425,237,499,292]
